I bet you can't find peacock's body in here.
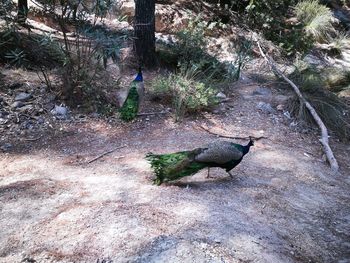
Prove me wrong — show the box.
[146,138,254,185]
[119,68,144,122]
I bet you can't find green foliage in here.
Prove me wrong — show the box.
[4,48,27,66]
[151,66,219,121]
[324,68,350,92]
[295,0,336,42]
[175,16,207,64]
[0,0,15,17]
[288,63,350,140]
[329,32,350,56]
[158,16,251,82]
[119,84,139,122]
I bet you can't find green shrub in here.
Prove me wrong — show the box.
[158,16,251,83]
[288,62,350,140]
[295,0,336,42]
[151,66,218,121]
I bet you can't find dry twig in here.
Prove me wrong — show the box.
[199,125,267,141]
[256,40,339,173]
[137,111,168,116]
[87,145,127,164]
[23,136,42,142]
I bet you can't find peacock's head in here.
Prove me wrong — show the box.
[248,136,254,147]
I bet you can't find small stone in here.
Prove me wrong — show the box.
[90,113,100,118]
[252,86,272,96]
[37,117,45,124]
[19,105,34,112]
[0,142,12,152]
[257,102,275,114]
[273,95,290,105]
[51,105,68,118]
[276,104,284,111]
[11,101,25,109]
[15,92,32,102]
[216,92,227,100]
[46,94,56,103]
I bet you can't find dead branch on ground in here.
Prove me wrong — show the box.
[137,111,168,116]
[256,40,339,173]
[87,145,127,164]
[199,125,267,141]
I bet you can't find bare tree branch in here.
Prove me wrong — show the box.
[256,40,339,173]
[87,145,127,164]
[199,125,267,141]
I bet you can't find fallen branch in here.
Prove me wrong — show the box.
[137,111,168,116]
[199,125,267,141]
[87,145,127,164]
[23,136,42,142]
[256,40,339,173]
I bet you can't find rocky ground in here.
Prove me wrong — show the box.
[1,67,350,262]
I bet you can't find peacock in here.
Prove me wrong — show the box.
[146,137,254,185]
[119,67,144,121]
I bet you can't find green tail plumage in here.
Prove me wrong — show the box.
[119,83,139,122]
[146,150,207,185]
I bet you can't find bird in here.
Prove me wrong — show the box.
[146,137,254,185]
[119,67,144,121]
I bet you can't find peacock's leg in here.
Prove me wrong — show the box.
[227,171,234,179]
[206,167,214,178]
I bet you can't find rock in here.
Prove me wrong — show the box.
[37,117,45,124]
[19,105,34,112]
[155,5,190,33]
[276,104,284,111]
[51,105,68,119]
[257,102,275,114]
[252,86,272,96]
[216,92,227,100]
[120,1,134,18]
[11,101,25,109]
[0,142,12,152]
[90,112,100,118]
[273,95,291,105]
[338,88,350,98]
[46,94,56,103]
[24,120,34,130]
[15,92,32,102]
[303,54,322,66]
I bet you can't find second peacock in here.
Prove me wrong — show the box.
[146,138,254,185]
[119,67,145,122]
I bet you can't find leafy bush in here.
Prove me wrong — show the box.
[295,0,337,42]
[158,16,251,83]
[151,66,218,121]
[288,63,350,140]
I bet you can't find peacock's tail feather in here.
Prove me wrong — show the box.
[146,151,207,185]
[119,82,139,122]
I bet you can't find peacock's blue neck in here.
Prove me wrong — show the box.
[134,72,143,82]
[242,142,253,155]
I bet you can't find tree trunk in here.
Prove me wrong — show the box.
[17,0,28,25]
[134,0,157,67]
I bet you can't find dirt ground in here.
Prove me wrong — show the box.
[1,74,350,263]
